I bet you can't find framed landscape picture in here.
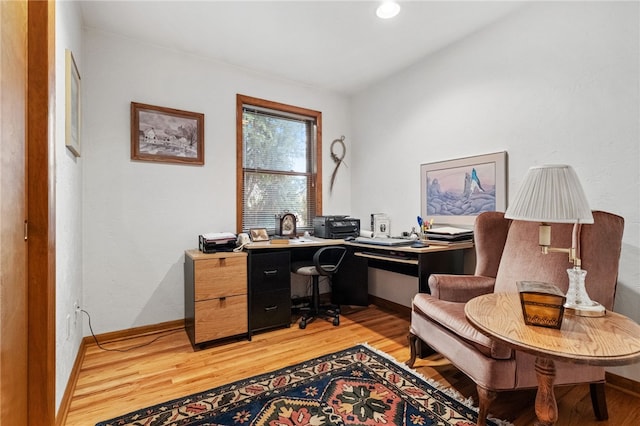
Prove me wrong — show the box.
[420,151,507,227]
[131,102,204,165]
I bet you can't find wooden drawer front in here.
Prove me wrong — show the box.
[250,289,292,331]
[250,251,290,293]
[195,257,247,300]
[195,296,248,343]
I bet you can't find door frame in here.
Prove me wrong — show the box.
[27,1,56,424]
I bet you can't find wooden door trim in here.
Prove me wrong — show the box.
[27,1,56,424]
[0,0,29,423]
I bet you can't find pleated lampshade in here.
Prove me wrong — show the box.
[505,164,593,224]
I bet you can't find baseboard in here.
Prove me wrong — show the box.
[55,319,185,425]
[55,337,88,426]
[606,372,640,397]
[368,294,411,318]
[88,318,185,344]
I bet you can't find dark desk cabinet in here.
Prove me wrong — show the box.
[247,244,369,336]
[332,245,369,306]
[248,251,291,334]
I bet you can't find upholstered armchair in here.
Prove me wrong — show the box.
[407,210,624,426]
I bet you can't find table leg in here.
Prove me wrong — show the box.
[534,357,557,426]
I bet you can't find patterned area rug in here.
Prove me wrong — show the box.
[96,344,510,426]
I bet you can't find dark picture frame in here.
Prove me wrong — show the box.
[249,228,269,242]
[131,102,204,165]
[420,151,507,227]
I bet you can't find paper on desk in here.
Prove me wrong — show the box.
[359,230,375,238]
[427,226,473,235]
[291,237,314,243]
[201,232,236,241]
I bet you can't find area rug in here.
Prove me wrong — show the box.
[96,344,510,426]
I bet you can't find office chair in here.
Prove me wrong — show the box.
[291,246,346,329]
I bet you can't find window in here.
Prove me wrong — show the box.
[236,95,322,234]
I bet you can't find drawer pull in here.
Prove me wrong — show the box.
[264,305,278,312]
[263,270,278,277]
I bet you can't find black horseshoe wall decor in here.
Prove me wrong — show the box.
[330,136,347,192]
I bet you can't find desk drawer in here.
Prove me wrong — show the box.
[250,251,290,293]
[195,256,247,301]
[194,295,248,343]
[250,289,291,332]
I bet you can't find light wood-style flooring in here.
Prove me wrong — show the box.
[64,305,640,425]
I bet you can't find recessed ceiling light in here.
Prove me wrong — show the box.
[376,1,401,19]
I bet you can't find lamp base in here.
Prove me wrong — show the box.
[564,267,606,317]
[564,301,606,317]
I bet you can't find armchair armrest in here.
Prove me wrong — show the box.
[428,274,496,303]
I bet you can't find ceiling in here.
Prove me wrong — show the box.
[80,1,526,95]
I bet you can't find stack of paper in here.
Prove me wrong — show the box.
[426,226,473,242]
[201,232,236,243]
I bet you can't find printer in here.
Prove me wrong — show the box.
[313,216,360,239]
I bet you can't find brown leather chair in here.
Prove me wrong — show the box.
[407,210,624,426]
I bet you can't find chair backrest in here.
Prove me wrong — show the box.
[313,246,347,276]
[474,211,624,310]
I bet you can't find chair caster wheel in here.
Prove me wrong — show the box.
[299,320,307,329]
[333,317,340,326]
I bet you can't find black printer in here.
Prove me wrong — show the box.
[313,216,360,239]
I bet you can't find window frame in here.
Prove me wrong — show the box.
[236,94,322,234]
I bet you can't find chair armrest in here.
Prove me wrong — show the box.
[428,274,496,303]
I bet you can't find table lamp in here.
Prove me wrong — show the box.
[505,164,605,317]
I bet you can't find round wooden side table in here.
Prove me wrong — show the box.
[465,292,640,426]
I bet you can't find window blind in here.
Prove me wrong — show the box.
[241,105,317,233]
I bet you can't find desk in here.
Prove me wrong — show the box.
[245,237,472,335]
[465,292,640,426]
[348,240,474,293]
[246,238,352,335]
[247,238,344,250]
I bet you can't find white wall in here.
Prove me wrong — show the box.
[351,1,639,380]
[81,30,351,335]
[55,0,84,412]
[77,0,639,386]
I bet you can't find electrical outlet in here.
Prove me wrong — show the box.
[73,301,80,325]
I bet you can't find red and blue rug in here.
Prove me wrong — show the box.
[96,344,510,426]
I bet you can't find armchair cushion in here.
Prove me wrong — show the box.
[428,274,496,302]
[412,293,513,360]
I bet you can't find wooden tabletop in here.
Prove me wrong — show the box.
[347,240,474,253]
[465,292,640,366]
[245,237,345,249]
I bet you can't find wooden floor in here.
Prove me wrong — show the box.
[64,305,640,425]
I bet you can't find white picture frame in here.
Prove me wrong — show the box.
[420,151,507,227]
